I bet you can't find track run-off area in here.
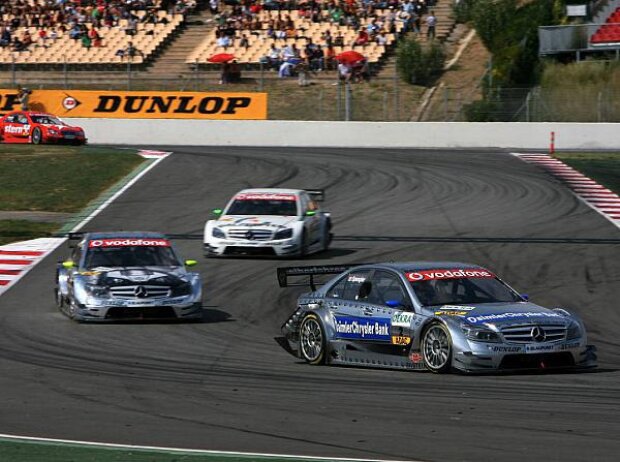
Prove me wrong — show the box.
[0,147,619,462]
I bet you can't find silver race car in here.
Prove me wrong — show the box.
[55,232,202,322]
[276,262,597,373]
[203,188,332,257]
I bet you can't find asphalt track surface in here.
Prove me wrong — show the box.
[1,147,619,462]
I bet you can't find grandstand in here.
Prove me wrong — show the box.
[0,0,456,85]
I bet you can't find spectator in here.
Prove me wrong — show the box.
[266,43,281,70]
[0,27,11,47]
[338,62,352,83]
[216,32,231,48]
[353,28,369,47]
[426,10,436,40]
[18,87,30,111]
[239,34,249,49]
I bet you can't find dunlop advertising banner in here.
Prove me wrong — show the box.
[0,89,267,119]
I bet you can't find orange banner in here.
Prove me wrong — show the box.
[0,89,267,120]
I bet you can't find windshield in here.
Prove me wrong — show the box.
[30,115,65,125]
[406,268,522,306]
[84,239,180,268]
[226,194,298,216]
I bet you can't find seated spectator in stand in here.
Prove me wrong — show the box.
[0,27,10,47]
[353,28,369,47]
[37,28,48,48]
[216,32,231,48]
[376,31,388,45]
[239,34,249,49]
[81,33,92,49]
[312,45,324,71]
[278,60,295,78]
[89,27,102,47]
[14,29,32,51]
[267,43,281,70]
[325,44,336,70]
[116,41,144,60]
[125,17,138,36]
[69,24,82,40]
[334,32,344,47]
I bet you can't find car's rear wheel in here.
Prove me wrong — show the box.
[299,313,326,365]
[422,323,453,373]
[299,230,310,257]
[31,127,42,145]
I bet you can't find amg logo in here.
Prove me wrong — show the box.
[93,95,252,115]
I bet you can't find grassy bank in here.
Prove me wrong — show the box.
[0,145,143,244]
[555,152,620,195]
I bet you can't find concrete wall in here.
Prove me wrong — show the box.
[65,119,620,150]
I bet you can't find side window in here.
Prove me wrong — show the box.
[326,270,371,301]
[298,194,309,215]
[17,114,28,124]
[5,115,15,123]
[366,270,409,307]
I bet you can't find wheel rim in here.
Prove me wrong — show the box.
[33,129,40,143]
[300,317,323,362]
[423,325,450,370]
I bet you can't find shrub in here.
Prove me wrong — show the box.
[396,39,446,86]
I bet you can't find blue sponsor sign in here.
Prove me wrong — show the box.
[334,316,391,341]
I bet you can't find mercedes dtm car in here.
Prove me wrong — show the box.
[0,111,86,145]
[55,232,202,322]
[276,262,597,373]
[204,188,332,257]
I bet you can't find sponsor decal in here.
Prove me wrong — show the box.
[406,268,495,282]
[347,275,366,283]
[439,305,475,311]
[560,342,580,351]
[333,315,390,341]
[0,89,267,120]
[4,124,29,135]
[409,352,423,364]
[235,193,297,201]
[88,238,170,248]
[466,311,563,325]
[392,336,411,346]
[488,345,523,353]
[392,311,414,327]
[525,344,558,354]
[435,310,468,317]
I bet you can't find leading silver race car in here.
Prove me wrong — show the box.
[276,262,597,373]
[55,232,202,322]
[204,188,332,257]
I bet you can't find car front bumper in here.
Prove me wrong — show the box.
[452,339,597,373]
[204,238,300,257]
[71,296,202,322]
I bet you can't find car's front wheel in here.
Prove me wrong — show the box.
[422,323,453,373]
[31,127,42,145]
[299,313,326,365]
[55,287,65,310]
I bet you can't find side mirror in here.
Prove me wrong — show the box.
[185,259,197,267]
[212,208,223,216]
[62,260,74,269]
[520,294,529,301]
[305,210,316,217]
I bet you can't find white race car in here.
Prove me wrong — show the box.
[204,188,332,257]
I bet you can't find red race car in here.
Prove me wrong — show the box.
[0,111,87,145]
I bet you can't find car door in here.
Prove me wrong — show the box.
[13,113,31,141]
[300,192,321,245]
[323,269,374,338]
[353,269,417,356]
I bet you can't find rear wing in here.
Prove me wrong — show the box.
[305,189,325,202]
[277,263,371,291]
[66,232,85,248]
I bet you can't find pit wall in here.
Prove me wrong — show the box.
[65,119,620,149]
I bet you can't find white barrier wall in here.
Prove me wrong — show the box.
[65,119,620,150]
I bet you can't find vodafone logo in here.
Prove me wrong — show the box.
[406,268,495,282]
[88,238,170,248]
[62,96,81,111]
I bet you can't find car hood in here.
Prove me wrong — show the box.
[215,215,298,229]
[78,267,189,286]
[430,301,570,326]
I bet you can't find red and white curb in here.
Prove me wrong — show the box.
[138,150,172,159]
[0,238,66,295]
[513,153,620,229]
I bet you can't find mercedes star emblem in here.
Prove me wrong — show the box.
[531,326,546,342]
[134,286,149,298]
[245,230,254,240]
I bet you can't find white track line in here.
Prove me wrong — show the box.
[512,152,620,230]
[0,151,171,296]
[0,433,419,462]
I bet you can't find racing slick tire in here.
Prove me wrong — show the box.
[299,313,327,365]
[421,323,453,374]
[321,226,331,252]
[31,127,43,145]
